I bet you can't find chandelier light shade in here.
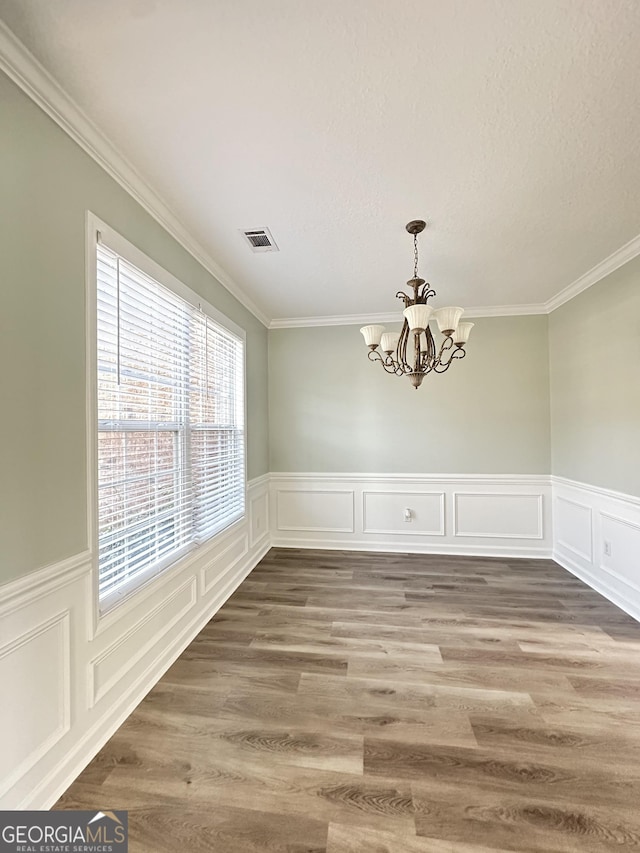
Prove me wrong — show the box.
[454,322,474,345]
[380,332,400,353]
[403,304,433,332]
[360,219,473,389]
[360,324,385,347]
[433,306,464,336]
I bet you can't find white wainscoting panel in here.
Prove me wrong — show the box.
[363,491,445,536]
[0,475,271,810]
[0,612,70,799]
[270,474,551,556]
[453,493,543,539]
[555,496,593,562]
[200,533,249,596]
[553,476,640,622]
[276,488,355,533]
[89,577,197,706]
[601,514,640,593]
[250,486,269,547]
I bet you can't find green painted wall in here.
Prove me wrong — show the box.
[549,255,640,497]
[4,58,638,586]
[269,316,551,474]
[0,71,268,583]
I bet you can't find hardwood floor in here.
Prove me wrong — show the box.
[56,549,640,852]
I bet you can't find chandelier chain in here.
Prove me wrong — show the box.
[413,233,419,279]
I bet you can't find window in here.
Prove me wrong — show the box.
[95,235,245,607]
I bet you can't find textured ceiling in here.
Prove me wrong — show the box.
[1,0,640,322]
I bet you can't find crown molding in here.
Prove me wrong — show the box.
[269,303,548,329]
[270,230,640,328]
[463,303,549,318]
[3,22,639,331]
[0,21,270,328]
[544,231,640,313]
[270,312,400,329]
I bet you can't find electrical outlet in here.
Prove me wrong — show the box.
[404,508,412,523]
[603,540,612,557]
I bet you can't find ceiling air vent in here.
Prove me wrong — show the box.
[241,227,279,253]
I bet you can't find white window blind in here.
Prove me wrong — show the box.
[96,241,245,603]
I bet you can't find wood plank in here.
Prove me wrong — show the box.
[53,547,640,851]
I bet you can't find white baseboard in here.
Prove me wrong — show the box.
[270,473,553,558]
[270,537,551,559]
[0,476,270,810]
[553,549,640,625]
[552,475,640,624]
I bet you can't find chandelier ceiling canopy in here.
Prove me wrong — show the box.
[360,220,473,389]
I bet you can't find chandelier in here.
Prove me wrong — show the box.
[360,220,473,389]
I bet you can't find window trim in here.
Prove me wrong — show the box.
[86,212,247,627]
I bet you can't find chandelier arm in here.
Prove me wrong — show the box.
[367,348,389,368]
[368,348,405,375]
[384,359,406,375]
[419,285,436,302]
[432,336,456,372]
[397,319,411,372]
[385,353,407,375]
[436,335,454,362]
[433,347,465,372]
[421,325,437,371]
[418,329,434,373]
[395,290,412,307]
[434,340,467,372]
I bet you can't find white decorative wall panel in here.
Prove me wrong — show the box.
[454,493,543,539]
[89,577,197,706]
[201,534,248,594]
[0,475,271,810]
[555,495,593,562]
[600,513,640,594]
[363,490,445,536]
[0,613,70,798]
[553,476,640,623]
[271,474,551,557]
[276,488,355,532]
[250,489,269,547]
